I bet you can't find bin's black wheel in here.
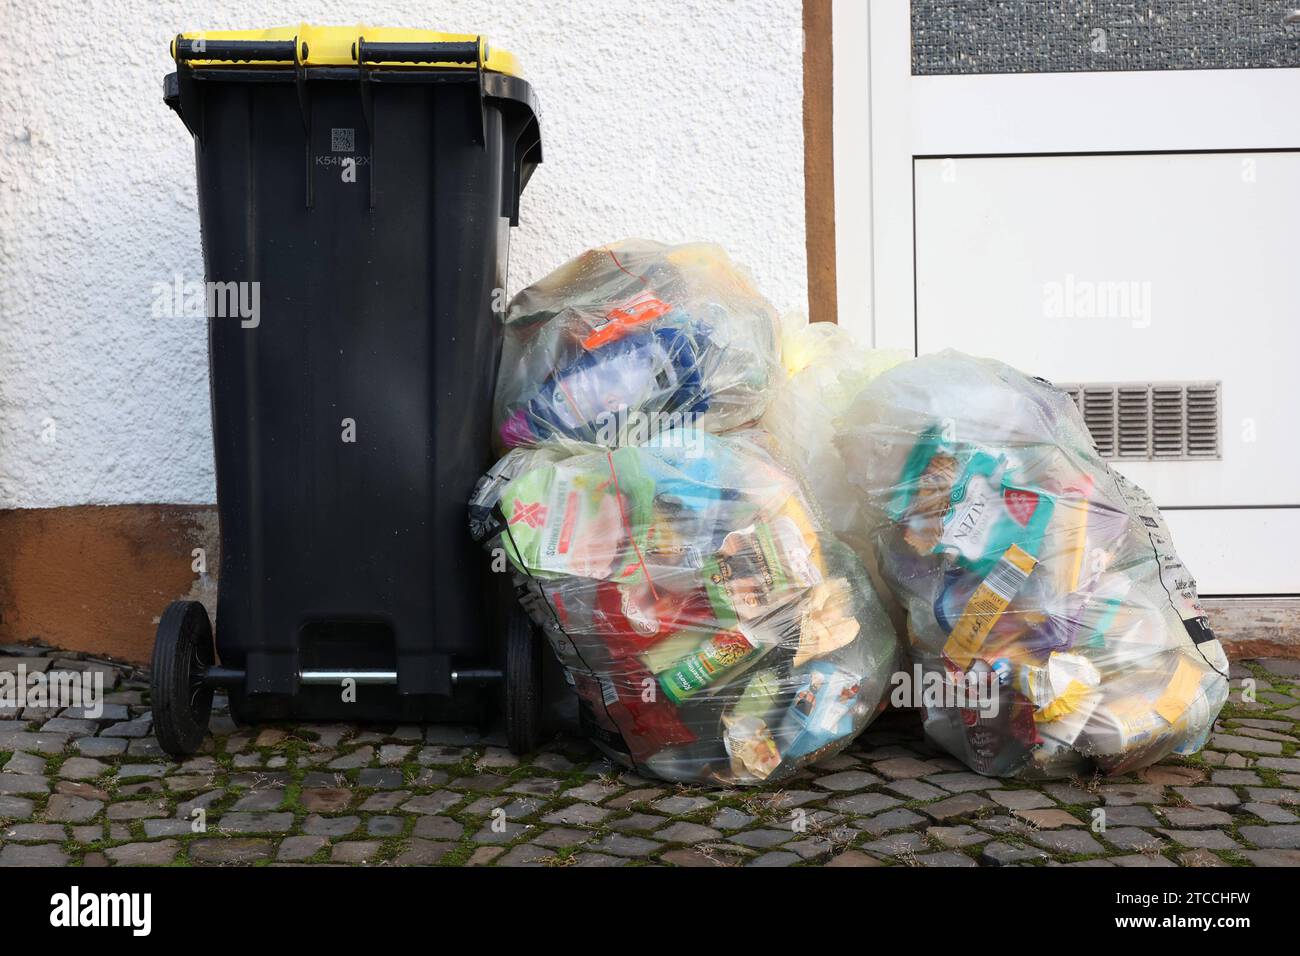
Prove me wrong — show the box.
[150,601,215,757]
[505,610,543,755]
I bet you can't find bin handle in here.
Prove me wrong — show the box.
[350,40,482,65]
[172,37,303,64]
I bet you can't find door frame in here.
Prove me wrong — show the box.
[832,1,1300,596]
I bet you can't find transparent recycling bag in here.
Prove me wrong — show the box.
[493,240,781,452]
[837,351,1229,778]
[469,428,899,785]
[762,319,908,555]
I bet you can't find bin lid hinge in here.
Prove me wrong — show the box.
[355,37,378,209]
[170,35,205,145]
[294,36,314,209]
[475,36,487,149]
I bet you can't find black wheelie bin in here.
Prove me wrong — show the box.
[150,25,544,756]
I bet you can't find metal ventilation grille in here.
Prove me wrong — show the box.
[1057,382,1221,461]
[1185,384,1222,458]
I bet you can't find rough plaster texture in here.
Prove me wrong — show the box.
[0,0,807,508]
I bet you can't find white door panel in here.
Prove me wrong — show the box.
[1162,509,1300,596]
[914,152,1300,512]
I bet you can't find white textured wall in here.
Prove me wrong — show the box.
[0,0,806,508]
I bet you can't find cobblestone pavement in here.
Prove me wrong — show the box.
[2,645,1299,868]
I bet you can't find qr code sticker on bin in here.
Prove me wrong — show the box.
[331,128,355,153]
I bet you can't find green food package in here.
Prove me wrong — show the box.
[499,448,656,581]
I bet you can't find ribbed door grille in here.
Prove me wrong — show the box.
[1057,382,1221,461]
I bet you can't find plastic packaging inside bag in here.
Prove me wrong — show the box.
[837,350,1229,779]
[470,428,899,785]
[493,240,781,452]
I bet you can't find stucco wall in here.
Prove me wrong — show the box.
[0,0,807,509]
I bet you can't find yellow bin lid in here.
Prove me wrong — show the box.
[172,24,521,76]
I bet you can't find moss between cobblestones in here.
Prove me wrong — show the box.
[43,752,67,776]
[1255,767,1283,788]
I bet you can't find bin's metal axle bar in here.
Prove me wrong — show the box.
[300,669,396,685]
[201,666,502,688]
